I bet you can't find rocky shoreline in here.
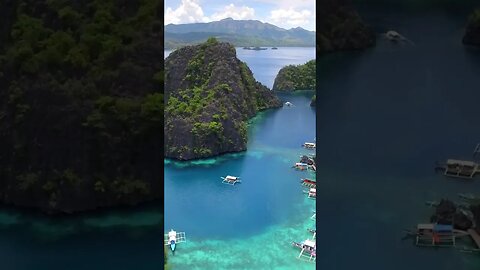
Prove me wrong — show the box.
[164,38,281,160]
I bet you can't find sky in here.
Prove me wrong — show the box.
[164,0,316,31]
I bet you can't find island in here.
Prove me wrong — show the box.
[0,0,162,214]
[164,38,282,160]
[272,60,315,91]
[318,0,375,53]
[463,9,480,46]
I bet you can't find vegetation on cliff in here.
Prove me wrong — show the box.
[463,9,480,46]
[272,60,315,91]
[310,95,316,107]
[165,38,281,160]
[318,0,375,53]
[0,0,162,213]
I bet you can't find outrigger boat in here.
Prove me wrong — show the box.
[303,188,316,199]
[303,142,316,149]
[164,229,186,253]
[308,228,316,239]
[284,101,293,107]
[221,175,241,185]
[311,211,316,221]
[293,163,309,170]
[301,178,316,188]
[292,239,316,262]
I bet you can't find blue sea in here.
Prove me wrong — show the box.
[164,47,316,269]
[316,4,480,269]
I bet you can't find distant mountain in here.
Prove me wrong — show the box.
[165,18,315,49]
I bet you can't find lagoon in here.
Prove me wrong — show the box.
[164,47,316,269]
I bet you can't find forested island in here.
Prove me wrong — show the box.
[463,9,480,46]
[164,38,281,160]
[318,0,375,53]
[0,0,162,214]
[272,60,315,91]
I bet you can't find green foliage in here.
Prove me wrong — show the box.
[273,59,316,91]
[0,0,162,212]
[111,178,150,197]
[17,172,39,190]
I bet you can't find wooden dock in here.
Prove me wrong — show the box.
[467,229,480,249]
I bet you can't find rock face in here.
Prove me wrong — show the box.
[165,38,282,160]
[0,0,163,214]
[272,60,315,91]
[318,0,375,53]
[463,9,480,46]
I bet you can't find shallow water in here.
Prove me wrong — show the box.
[164,48,316,269]
[317,6,480,269]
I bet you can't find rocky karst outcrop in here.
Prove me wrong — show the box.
[318,0,375,53]
[0,0,162,214]
[463,9,480,46]
[164,38,282,160]
[272,60,315,91]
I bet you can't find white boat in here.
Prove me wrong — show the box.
[308,188,316,199]
[284,101,293,107]
[303,142,316,149]
[221,175,241,185]
[164,229,186,253]
[292,239,316,262]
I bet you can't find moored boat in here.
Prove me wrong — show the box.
[221,175,241,185]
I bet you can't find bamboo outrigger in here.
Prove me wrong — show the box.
[292,239,316,262]
[301,178,316,188]
[221,175,241,185]
[164,230,187,253]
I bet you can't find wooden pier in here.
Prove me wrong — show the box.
[440,159,479,179]
[467,229,480,249]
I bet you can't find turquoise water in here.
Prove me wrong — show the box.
[164,48,316,269]
[317,5,480,269]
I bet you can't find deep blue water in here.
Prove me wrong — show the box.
[164,47,316,269]
[317,7,480,270]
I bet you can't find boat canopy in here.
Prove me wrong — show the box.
[296,163,308,166]
[433,224,453,232]
[304,239,315,248]
[310,188,316,192]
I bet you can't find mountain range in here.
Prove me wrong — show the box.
[165,18,315,49]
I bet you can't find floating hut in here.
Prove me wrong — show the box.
[221,175,241,185]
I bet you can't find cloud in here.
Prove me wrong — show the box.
[269,8,311,28]
[210,4,255,21]
[165,0,209,25]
